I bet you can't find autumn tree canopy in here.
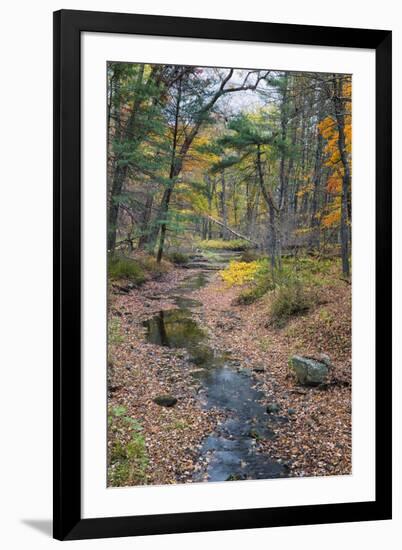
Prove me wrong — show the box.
[107,64,352,275]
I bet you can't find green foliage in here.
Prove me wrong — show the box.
[199,239,252,251]
[108,253,172,284]
[276,256,339,291]
[319,307,334,325]
[200,249,221,262]
[269,280,312,327]
[236,282,271,305]
[139,254,171,278]
[169,419,191,430]
[108,255,146,285]
[239,249,260,263]
[220,113,274,149]
[108,405,148,487]
[111,404,127,417]
[108,318,124,345]
[258,336,272,352]
[233,256,333,307]
[234,258,274,304]
[233,255,322,322]
[284,256,334,277]
[166,251,189,265]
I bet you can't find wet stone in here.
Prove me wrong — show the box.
[266,403,280,414]
[153,395,178,407]
[253,366,265,373]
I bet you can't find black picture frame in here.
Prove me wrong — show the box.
[53,9,392,541]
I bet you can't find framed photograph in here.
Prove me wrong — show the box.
[53,9,392,541]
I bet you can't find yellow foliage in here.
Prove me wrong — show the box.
[220,260,259,286]
[296,183,314,198]
[182,128,221,173]
[294,227,312,236]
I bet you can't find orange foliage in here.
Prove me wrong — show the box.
[321,197,341,229]
[318,79,351,229]
[326,174,342,195]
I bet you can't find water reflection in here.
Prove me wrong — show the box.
[143,268,286,482]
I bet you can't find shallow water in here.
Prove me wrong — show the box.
[177,271,210,291]
[143,260,286,482]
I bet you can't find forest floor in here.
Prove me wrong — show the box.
[108,268,225,485]
[191,269,352,478]
[108,259,351,485]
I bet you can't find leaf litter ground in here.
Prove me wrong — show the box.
[108,266,351,485]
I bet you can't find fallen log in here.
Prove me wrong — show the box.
[203,215,259,247]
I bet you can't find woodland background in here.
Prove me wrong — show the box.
[107,64,351,275]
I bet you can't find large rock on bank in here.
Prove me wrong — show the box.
[290,355,330,386]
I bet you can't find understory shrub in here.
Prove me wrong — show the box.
[108,255,146,285]
[239,249,260,263]
[220,260,260,286]
[233,258,274,304]
[224,256,328,309]
[236,280,272,305]
[269,281,312,327]
[109,253,171,284]
[108,405,148,487]
[166,251,189,265]
[139,254,171,278]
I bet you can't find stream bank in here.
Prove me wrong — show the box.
[142,263,287,482]
[108,250,351,485]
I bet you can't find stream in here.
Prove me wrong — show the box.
[143,252,287,482]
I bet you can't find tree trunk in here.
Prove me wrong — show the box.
[206,175,215,240]
[268,201,278,271]
[309,92,326,250]
[309,128,323,250]
[332,76,351,278]
[256,144,279,269]
[220,170,228,239]
[107,165,128,252]
[107,65,145,253]
[156,76,182,263]
[156,187,174,263]
[137,193,154,250]
[278,74,289,211]
[204,216,258,245]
